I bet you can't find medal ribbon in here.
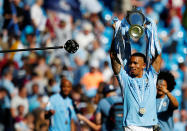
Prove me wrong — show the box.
[132,76,149,110]
[158,98,165,112]
[133,79,145,107]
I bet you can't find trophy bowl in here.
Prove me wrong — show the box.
[129,24,144,39]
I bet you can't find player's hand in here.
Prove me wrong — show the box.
[157,80,169,94]
[49,110,56,115]
[157,85,169,94]
[77,114,85,121]
[45,110,56,119]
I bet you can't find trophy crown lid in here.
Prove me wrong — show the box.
[126,7,145,26]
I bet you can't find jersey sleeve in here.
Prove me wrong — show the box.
[69,100,78,121]
[96,99,112,116]
[45,97,54,111]
[95,103,101,114]
[148,65,159,79]
[116,67,129,97]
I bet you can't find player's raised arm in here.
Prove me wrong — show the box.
[152,41,162,73]
[152,54,162,73]
[110,24,122,75]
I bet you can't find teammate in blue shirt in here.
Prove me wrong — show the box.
[77,84,123,131]
[156,71,179,131]
[95,84,123,131]
[110,25,162,130]
[45,78,77,131]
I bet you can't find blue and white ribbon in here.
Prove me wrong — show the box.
[145,17,161,57]
[113,17,130,68]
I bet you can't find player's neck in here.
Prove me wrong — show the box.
[60,92,68,98]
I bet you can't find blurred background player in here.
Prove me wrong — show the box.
[77,84,123,131]
[156,71,179,131]
[45,78,77,131]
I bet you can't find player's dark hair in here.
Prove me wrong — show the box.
[60,77,72,87]
[131,52,146,63]
[157,71,176,92]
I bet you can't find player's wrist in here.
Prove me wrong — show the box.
[165,90,169,94]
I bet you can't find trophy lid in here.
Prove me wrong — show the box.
[126,7,145,26]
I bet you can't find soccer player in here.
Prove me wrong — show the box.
[156,71,179,131]
[45,78,77,131]
[77,84,123,131]
[110,23,162,130]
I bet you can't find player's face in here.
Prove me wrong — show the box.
[61,80,72,96]
[157,79,168,96]
[129,56,145,77]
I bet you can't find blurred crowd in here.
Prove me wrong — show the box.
[0,0,186,131]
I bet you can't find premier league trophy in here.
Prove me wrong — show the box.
[113,6,161,70]
[127,7,145,41]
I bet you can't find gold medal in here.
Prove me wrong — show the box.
[139,108,146,115]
